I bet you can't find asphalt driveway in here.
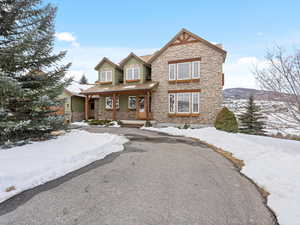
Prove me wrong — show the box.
[0,127,276,225]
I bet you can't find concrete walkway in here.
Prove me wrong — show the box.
[0,127,276,225]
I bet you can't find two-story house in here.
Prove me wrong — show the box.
[81,28,226,125]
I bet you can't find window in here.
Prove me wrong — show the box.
[192,92,199,113]
[99,70,113,82]
[192,61,200,78]
[168,60,201,80]
[126,67,140,80]
[177,63,191,80]
[105,96,119,109]
[168,93,176,113]
[177,92,190,113]
[168,91,200,114]
[169,64,176,80]
[128,96,136,109]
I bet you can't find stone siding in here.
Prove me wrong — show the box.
[151,41,224,125]
[72,112,85,122]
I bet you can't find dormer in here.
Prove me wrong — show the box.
[119,52,151,84]
[94,57,123,85]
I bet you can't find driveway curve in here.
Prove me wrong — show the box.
[0,127,276,225]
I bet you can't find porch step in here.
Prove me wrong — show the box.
[119,120,155,128]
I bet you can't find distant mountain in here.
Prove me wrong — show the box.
[223,88,291,101]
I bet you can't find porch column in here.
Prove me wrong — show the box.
[112,93,116,121]
[85,95,89,120]
[146,91,150,120]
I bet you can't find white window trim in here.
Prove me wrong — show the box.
[168,60,201,81]
[177,62,191,80]
[192,92,200,113]
[128,96,136,109]
[105,96,119,109]
[169,92,200,114]
[99,70,113,82]
[168,93,176,113]
[126,67,140,81]
[192,61,201,79]
[169,64,176,80]
[176,92,191,114]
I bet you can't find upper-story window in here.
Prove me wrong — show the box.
[169,59,200,81]
[126,67,140,81]
[99,70,112,82]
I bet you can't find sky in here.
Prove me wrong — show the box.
[50,0,300,89]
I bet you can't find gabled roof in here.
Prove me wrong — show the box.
[148,28,227,63]
[119,52,151,68]
[81,81,158,95]
[139,54,154,63]
[94,57,122,71]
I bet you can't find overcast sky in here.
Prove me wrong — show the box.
[50,0,300,89]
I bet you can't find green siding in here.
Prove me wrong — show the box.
[71,96,85,112]
[98,95,134,112]
[96,62,121,86]
[123,57,149,84]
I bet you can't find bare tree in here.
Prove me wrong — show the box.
[253,47,300,132]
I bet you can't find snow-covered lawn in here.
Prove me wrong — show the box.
[143,126,300,225]
[0,130,128,203]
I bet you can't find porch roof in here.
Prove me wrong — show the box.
[81,81,159,95]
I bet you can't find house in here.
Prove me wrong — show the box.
[58,82,94,122]
[81,28,226,125]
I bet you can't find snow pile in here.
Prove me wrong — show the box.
[66,82,91,96]
[71,121,89,126]
[0,130,128,203]
[143,126,300,225]
[108,121,121,128]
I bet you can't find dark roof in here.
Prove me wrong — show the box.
[148,28,227,63]
[119,52,151,68]
[94,57,122,71]
[81,81,159,95]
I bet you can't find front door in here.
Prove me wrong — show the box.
[137,96,147,119]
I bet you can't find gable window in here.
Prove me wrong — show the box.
[169,64,176,80]
[192,61,200,79]
[168,59,201,81]
[99,70,113,82]
[126,67,140,81]
[168,91,200,115]
[128,96,136,109]
[177,63,191,80]
[105,96,119,109]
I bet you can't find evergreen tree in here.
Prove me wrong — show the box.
[79,74,88,84]
[239,96,266,135]
[0,0,71,145]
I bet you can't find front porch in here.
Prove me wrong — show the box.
[81,82,158,121]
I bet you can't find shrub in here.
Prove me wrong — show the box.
[214,107,238,133]
[144,120,152,127]
[88,119,112,126]
[182,123,190,129]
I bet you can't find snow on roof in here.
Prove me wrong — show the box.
[123,85,136,89]
[65,82,92,96]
